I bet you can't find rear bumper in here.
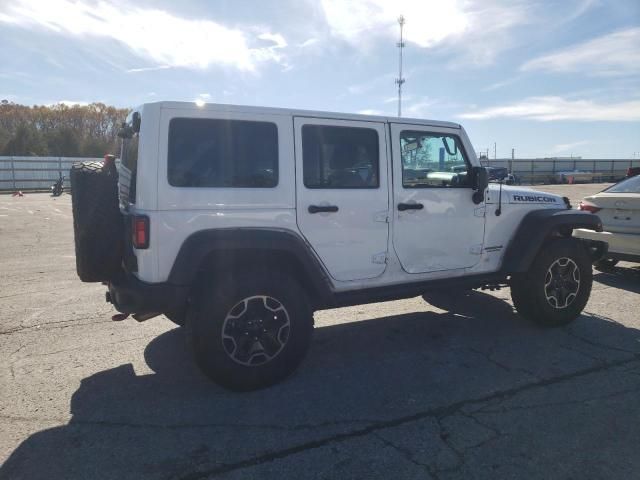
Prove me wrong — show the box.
[107,271,188,315]
[574,229,640,257]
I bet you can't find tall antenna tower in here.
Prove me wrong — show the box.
[395,15,406,117]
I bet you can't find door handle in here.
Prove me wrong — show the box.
[308,205,339,214]
[397,203,424,211]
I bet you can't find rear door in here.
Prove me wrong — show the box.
[294,117,390,281]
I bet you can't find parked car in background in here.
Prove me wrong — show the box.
[485,166,508,181]
[574,175,640,270]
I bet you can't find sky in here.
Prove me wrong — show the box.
[0,0,639,159]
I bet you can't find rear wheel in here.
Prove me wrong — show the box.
[186,270,313,391]
[511,238,592,327]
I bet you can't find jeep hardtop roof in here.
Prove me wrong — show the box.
[136,101,462,130]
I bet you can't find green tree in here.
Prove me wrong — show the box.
[1,124,47,156]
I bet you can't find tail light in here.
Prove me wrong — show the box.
[578,200,601,214]
[132,215,149,249]
[103,154,116,167]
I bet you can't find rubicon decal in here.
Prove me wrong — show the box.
[512,194,558,203]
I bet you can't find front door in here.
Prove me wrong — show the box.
[294,117,389,282]
[391,124,485,273]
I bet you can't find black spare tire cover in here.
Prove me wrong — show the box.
[70,161,124,282]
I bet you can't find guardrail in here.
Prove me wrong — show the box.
[0,156,101,191]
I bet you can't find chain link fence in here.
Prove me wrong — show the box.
[481,158,640,184]
[0,156,101,191]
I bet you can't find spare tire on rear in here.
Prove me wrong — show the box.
[70,161,124,282]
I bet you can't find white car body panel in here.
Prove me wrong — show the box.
[574,186,640,259]
[293,117,390,282]
[123,101,566,287]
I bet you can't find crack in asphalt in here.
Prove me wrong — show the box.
[174,354,640,480]
[372,432,435,478]
[467,345,539,379]
[0,414,375,433]
[564,326,639,355]
[470,385,640,416]
[0,316,114,336]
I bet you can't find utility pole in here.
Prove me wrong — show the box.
[395,15,406,117]
[494,142,497,160]
[510,148,514,174]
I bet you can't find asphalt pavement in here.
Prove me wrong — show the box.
[1,185,638,480]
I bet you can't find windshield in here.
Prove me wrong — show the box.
[603,175,640,194]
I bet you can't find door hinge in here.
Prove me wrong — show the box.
[374,211,389,223]
[474,206,486,217]
[372,252,388,264]
[469,244,483,255]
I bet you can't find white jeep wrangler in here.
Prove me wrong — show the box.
[70,102,606,391]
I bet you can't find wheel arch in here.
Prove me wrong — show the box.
[168,228,334,308]
[501,209,603,274]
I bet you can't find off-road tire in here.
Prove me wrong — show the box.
[70,161,123,282]
[511,238,592,327]
[594,258,618,272]
[186,270,314,391]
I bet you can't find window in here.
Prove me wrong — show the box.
[302,125,379,189]
[400,131,470,188]
[168,118,278,188]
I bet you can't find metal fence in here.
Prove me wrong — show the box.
[2,155,640,191]
[0,156,101,191]
[481,158,640,184]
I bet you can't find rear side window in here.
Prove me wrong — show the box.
[302,125,379,189]
[604,175,640,193]
[168,118,278,188]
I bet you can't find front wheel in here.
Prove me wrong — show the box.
[511,238,592,327]
[186,270,314,391]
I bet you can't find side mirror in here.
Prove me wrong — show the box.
[442,137,458,156]
[471,166,488,204]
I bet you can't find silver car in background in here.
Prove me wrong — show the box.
[574,175,640,269]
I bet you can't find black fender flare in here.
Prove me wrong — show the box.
[501,209,603,273]
[167,227,333,303]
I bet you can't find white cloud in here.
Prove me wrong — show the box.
[319,0,529,66]
[0,0,287,72]
[566,0,600,22]
[551,140,590,154]
[458,96,640,122]
[299,38,320,48]
[521,28,640,77]
[48,100,91,107]
[320,0,468,48]
[403,97,438,117]
[357,109,384,115]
